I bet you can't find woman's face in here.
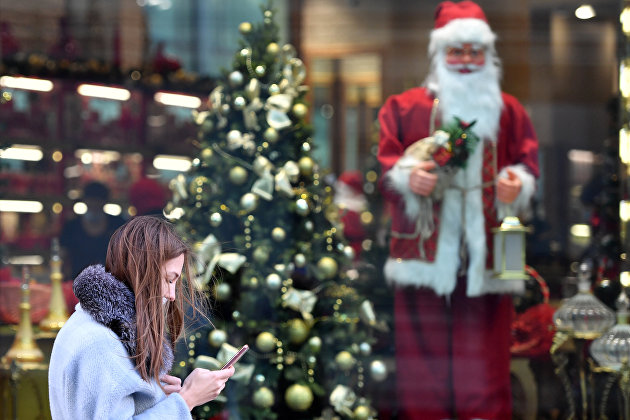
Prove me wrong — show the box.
[161,253,184,305]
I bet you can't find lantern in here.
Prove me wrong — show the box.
[492,216,530,280]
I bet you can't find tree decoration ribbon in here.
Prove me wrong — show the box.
[209,85,228,129]
[282,287,317,320]
[329,385,356,417]
[359,300,389,332]
[265,93,293,130]
[243,79,264,131]
[169,174,188,205]
[227,130,256,154]
[196,234,246,286]
[393,117,480,258]
[251,156,298,200]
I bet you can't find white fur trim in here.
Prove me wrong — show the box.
[496,164,536,220]
[334,182,367,212]
[385,258,524,296]
[384,155,422,221]
[429,18,496,57]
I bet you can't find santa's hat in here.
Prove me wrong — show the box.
[429,1,496,57]
[129,177,168,216]
[337,171,364,195]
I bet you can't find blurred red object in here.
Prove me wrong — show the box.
[0,281,51,324]
[510,266,556,358]
[62,281,79,314]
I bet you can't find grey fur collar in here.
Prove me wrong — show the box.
[73,264,173,373]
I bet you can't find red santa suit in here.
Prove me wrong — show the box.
[377,2,539,419]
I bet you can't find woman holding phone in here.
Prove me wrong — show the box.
[49,216,234,419]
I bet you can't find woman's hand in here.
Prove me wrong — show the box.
[160,374,182,395]
[409,161,438,196]
[179,367,235,410]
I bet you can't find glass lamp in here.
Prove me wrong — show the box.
[492,216,530,280]
[553,263,615,339]
[590,290,630,371]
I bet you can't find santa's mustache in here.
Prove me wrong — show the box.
[445,63,484,73]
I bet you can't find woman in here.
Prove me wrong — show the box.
[49,216,234,419]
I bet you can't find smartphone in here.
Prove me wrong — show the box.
[221,344,249,369]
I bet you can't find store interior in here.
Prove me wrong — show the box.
[1,0,630,419]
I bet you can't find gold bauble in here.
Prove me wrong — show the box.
[266,42,280,55]
[317,257,338,279]
[360,211,374,225]
[229,166,248,185]
[285,384,314,411]
[253,247,270,264]
[271,227,286,242]
[308,336,322,353]
[288,318,310,344]
[353,405,370,420]
[200,148,213,162]
[256,331,277,352]
[298,156,314,176]
[335,350,355,371]
[253,387,275,408]
[208,329,227,347]
[239,22,252,34]
[292,103,308,118]
[263,127,279,143]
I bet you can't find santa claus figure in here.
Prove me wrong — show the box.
[377,1,539,419]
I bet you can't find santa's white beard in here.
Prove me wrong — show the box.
[426,53,503,141]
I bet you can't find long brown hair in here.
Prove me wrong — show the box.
[105,215,202,384]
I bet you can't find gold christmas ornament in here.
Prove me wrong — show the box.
[298,156,314,176]
[253,387,275,408]
[253,247,270,264]
[255,65,266,77]
[209,212,222,227]
[353,405,370,420]
[240,193,258,212]
[201,148,213,162]
[256,331,277,352]
[317,257,338,279]
[335,350,356,371]
[271,227,286,242]
[360,211,374,225]
[308,336,322,353]
[263,127,279,143]
[229,166,248,185]
[292,103,308,118]
[287,318,310,344]
[238,22,252,34]
[266,42,279,55]
[285,384,314,411]
[214,282,231,301]
[370,359,388,382]
[294,253,306,268]
[208,329,228,347]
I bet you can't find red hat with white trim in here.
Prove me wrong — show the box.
[429,1,495,55]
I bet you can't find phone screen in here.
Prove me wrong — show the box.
[221,344,249,369]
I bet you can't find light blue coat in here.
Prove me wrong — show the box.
[48,265,192,419]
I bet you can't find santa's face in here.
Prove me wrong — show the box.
[444,43,486,74]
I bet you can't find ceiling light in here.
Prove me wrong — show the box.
[153,155,192,172]
[0,76,54,92]
[73,202,88,215]
[103,203,122,216]
[575,4,595,20]
[154,92,202,108]
[77,84,131,101]
[0,200,44,213]
[0,144,44,161]
[7,255,44,265]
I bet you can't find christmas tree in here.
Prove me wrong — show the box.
[169,3,388,419]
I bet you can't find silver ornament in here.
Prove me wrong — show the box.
[308,336,322,353]
[208,329,227,347]
[240,48,251,58]
[254,374,266,385]
[305,221,314,231]
[240,193,258,212]
[221,103,230,115]
[233,96,246,110]
[370,360,387,382]
[266,273,282,290]
[301,142,311,152]
[271,227,286,242]
[344,246,355,260]
[210,212,222,227]
[295,198,309,216]
[255,65,266,77]
[229,71,244,87]
[294,253,306,268]
[215,283,231,300]
[268,84,280,95]
[359,342,372,356]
